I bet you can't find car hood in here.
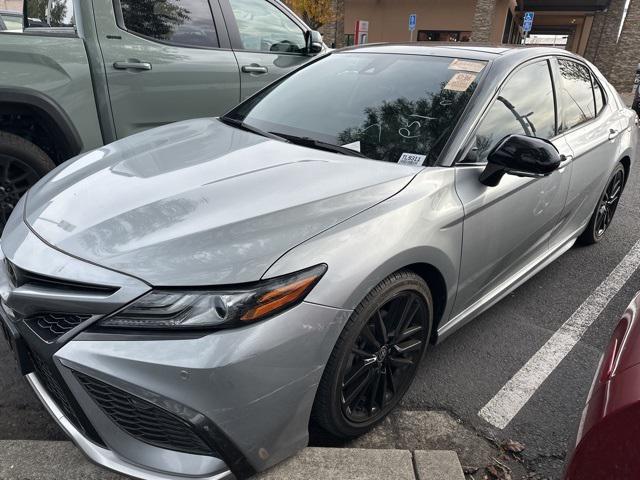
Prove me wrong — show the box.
[25,119,417,286]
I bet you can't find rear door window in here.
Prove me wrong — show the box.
[558,59,596,130]
[117,0,219,48]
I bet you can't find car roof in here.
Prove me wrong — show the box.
[337,43,583,63]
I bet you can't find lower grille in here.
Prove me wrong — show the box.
[26,314,92,342]
[75,372,214,456]
[29,349,104,446]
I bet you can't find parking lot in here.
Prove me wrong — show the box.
[1,139,637,480]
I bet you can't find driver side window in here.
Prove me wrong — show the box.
[229,0,306,54]
[465,60,556,163]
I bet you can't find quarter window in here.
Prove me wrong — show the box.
[558,59,596,130]
[228,0,306,54]
[118,0,219,48]
[592,73,605,115]
[466,60,556,163]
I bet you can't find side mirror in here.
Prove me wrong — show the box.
[306,30,324,55]
[479,134,562,187]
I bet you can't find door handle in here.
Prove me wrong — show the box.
[113,61,152,71]
[241,64,268,74]
[608,128,619,140]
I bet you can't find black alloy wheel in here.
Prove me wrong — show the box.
[579,163,626,245]
[313,271,433,438]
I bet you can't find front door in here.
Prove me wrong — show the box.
[95,0,241,139]
[452,59,571,317]
[220,0,312,101]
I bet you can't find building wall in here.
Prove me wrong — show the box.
[0,0,22,11]
[343,0,515,45]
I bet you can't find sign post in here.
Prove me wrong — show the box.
[522,11,534,44]
[409,14,417,42]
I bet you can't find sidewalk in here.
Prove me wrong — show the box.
[0,441,465,480]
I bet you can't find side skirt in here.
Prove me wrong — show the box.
[437,227,584,342]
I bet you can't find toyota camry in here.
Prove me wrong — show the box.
[1,44,637,480]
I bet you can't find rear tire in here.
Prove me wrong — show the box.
[578,163,625,245]
[0,131,55,227]
[312,271,433,439]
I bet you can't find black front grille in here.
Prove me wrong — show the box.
[75,372,214,456]
[26,314,92,342]
[28,349,104,446]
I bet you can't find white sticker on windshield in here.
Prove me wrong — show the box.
[449,59,485,73]
[342,141,361,152]
[444,72,477,92]
[398,153,426,166]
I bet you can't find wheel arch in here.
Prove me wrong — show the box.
[620,156,631,188]
[0,87,83,163]
[401,263,448,344]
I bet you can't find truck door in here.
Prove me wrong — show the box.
[219,0,313,101]
[94,0,241,139]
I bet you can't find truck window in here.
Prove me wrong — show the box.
[228,0,306,54]
[116,0,219,48]
[24,0,75,28]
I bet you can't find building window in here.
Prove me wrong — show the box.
[417,30,471,42]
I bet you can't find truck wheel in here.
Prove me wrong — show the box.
[0,131,55,227]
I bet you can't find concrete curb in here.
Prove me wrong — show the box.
[0,441,465,480]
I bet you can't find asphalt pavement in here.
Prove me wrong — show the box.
[1,142,639,480]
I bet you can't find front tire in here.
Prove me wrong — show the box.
[578,163,625,245]
[0,131,55,227]
[312,271,433,439]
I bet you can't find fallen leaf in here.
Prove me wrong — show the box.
[502,439,525,453]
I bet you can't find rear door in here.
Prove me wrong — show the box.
[95,0,241,139]
[550,57,621,243]
[452,58,572,317]
[218,0,311,101]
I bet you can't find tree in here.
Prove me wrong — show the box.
[285,0,335,30]
[26,0,69,26]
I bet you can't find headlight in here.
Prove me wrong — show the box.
[98,264,327,330]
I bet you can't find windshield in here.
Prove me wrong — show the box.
[226,52,485,165]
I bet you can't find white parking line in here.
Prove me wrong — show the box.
[479,238,640,430]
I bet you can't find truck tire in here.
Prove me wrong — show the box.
[0,131,55,228]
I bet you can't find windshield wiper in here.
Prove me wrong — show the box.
[272,132,370,159]
[219,116,289,143]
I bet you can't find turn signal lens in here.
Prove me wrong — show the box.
[241,275,323,321]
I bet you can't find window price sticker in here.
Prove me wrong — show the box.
[398,153,426,166]
[444,72,477,92]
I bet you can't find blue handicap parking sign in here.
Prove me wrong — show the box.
[409,14,417,32]
[523,11,535,32]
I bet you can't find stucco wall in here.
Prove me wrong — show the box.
[344,0,514,44]
[0,0,22,12]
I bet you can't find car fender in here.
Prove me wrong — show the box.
[263,167,463,321]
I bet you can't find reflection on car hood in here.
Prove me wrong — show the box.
[25,118,418,286]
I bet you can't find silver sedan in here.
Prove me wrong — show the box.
[1,45,637,480]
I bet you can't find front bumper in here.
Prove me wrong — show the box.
[1,219,351,479]
[26,372,230,480]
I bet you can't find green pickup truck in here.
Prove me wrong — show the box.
[0,0,324,225]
